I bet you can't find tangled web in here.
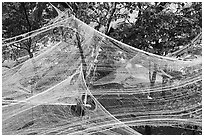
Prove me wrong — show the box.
[2,10,202,135]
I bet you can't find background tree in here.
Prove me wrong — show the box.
[56,2,119,35]
[55,2,201,56]
[2,2,201,59]
[2,2,57,59]
[2,2,202,134]
[108,2,202,55]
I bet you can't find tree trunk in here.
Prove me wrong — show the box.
[21,2,33,58]
[161,67,168,97]
[76,32,87,79]
[105,2,117,35]
[145,63,158,135]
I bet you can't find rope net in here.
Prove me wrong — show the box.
[2,11,202,135]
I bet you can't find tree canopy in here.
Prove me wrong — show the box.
[2,2,202,61]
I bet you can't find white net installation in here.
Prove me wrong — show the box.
[2,9,202,135]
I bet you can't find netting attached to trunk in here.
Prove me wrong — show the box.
[2,12,202,135]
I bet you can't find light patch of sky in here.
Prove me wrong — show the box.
[168,3,178,13]
[165,2,192,13]
[128,10,139,23]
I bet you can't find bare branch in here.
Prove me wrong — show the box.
[105,2,117,35]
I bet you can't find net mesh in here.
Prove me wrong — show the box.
[2,10,202,135]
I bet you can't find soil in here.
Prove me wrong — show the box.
[131,126,202,135]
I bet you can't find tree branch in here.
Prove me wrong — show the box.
[21,3,32,32]
[76,32,87,79]
[21,3,33,58]
[105,2,117,35]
